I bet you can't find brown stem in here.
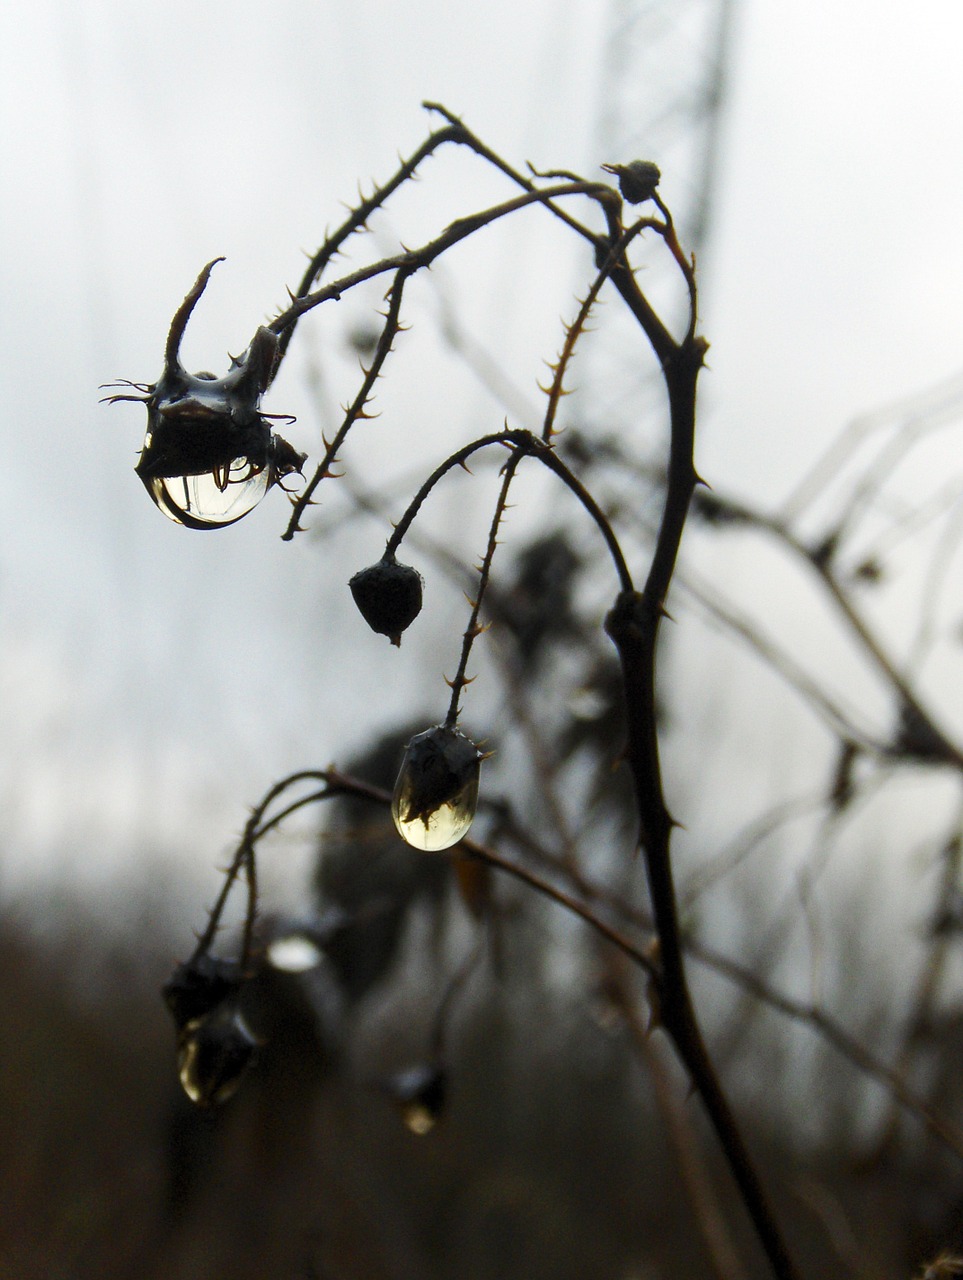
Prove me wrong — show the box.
[606,327,800,1278]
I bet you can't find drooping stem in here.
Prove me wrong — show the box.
[272,123,470,378]
[283,267,413,540]
[445,449,523,727]
[541,217,654,443]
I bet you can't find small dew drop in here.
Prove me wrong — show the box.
[391,726,481,852]
[381,1064,447,1134]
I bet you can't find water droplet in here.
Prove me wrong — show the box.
[381,1064,447,1134]
[146,461,270,529]
[403,1102,439,1136]
[127,330,304,529]
[266,932,325,973]
[177,1002,257,1106]
[392,725,481,851]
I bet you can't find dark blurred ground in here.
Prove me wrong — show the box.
[2,879,962,1280]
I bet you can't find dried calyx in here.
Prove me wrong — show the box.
[349,554,424,645]
[107,260,305,528]
[601,160,661,205]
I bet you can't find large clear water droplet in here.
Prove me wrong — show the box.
[177,1002,257,1106]
[147,461,270,529]
[392,725,481,852]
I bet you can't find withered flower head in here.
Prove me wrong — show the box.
[106,260,305,528]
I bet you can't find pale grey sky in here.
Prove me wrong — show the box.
[2,0,962,910]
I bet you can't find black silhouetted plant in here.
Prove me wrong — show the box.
[109,102,963,1280]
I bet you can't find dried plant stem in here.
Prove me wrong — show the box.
[600,229,798,1272]
[283,268,411,539]
[445,450,523,727]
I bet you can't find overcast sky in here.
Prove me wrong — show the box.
[2,0,963,913]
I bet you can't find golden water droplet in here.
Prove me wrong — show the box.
[382,1064,447,1134]
[391,725,481,852]
[177,1003,257,1106]
[403,1101,439,1136]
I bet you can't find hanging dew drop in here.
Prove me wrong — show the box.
[394,793,475,852]
[176,1002,257,1107]
[380,1064,447,1135]
[392,725,482,852]
[403,1100,439,1136]
[108,263,305,530]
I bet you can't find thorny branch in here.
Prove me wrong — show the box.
[127,101,963,1280]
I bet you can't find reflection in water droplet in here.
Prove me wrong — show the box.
[147,461,270,529]
[177,1002,257,1106]
[393,797,475,851]
[391,726,481,852]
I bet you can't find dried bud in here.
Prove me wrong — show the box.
[349,555,424,646]
[162,954,243,1032]
[177,1001,258,1107]
[392,725,482,851]
[601,160,661,205]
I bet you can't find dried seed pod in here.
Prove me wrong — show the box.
[349,555,424,646]
[392,725,481,851]
[601,160,661,205]
[177,1001,258,1107]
